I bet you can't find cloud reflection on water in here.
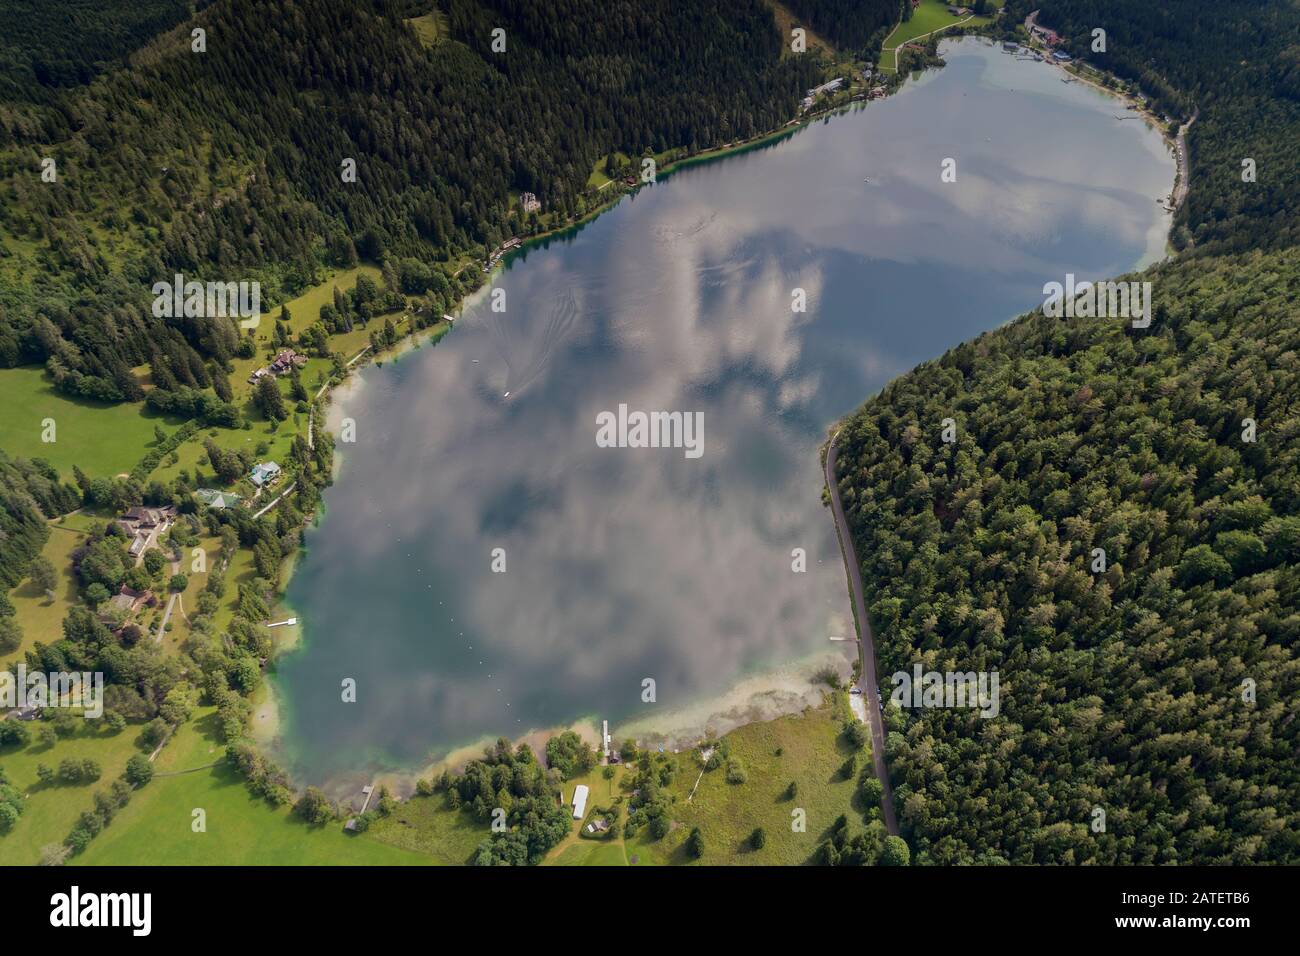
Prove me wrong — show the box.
[275,40,1174,783]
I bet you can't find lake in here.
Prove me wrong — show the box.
[273,38,1174,786]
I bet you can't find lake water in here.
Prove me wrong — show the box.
[273,38,1174,785]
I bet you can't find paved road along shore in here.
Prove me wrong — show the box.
[825,429,901,837]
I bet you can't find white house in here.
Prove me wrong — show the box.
[572,784,589,819]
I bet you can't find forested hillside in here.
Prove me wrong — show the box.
[1005,0,1300,254]
[0,0,819,401]
[836,251,1300,864]
[780,0,898,54]
[0,0,194,102]
[817,0,1300,867]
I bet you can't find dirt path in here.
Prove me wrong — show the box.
[883,15,974,72]
[252,481,297,519]
[154,549,182,642]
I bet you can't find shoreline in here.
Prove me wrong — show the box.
[257,53,897,786]
[267,650,852,801]
[261,34,1180,794]
[1013,25,1190,217]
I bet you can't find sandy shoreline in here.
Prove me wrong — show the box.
[286,649,852,801]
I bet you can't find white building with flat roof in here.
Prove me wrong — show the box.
[572,784,589,819]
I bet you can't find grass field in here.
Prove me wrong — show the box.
[157,536,217,655]
[883,0,1000,69]
[626,697,861,866]
[587,151,632,189]
[0,720,148,865]
[551,839,629,866]
[366,790,489,865]
[0,366,184,477]
[4,522,86,662]
[209,545,259,637]
[537,696,863,866]
[77,710,429,865]
[405,10,447,48]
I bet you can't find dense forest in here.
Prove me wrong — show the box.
[836,251,1300,863]
[0,0,195,101]
[828,0,1300,864]
[1005,0,1300,254]
[0,0,819,403]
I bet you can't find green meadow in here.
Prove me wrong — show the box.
[626,697,861,866]
[365,789,489,865]
[531,695,863,866]
[4,522,86,661]
[587,151,632,189]
[0,365,183,477]
[883,0,1001,67]
[405,10,448,49]
[0,720,147,865]
[77,710,428,865]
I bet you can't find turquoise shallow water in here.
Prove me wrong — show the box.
[275,39,1174,784]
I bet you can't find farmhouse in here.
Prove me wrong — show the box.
[272,349,307,373]
[247,348,307,383]
[195,488,243,510]
[119,506,172,530]
[115,504,177,560]
[1031,24,1062,46]
[103,585,157,620]
[249,461,282,488]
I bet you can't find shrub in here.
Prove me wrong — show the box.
[125,755,154,788]
[686,826,705,858]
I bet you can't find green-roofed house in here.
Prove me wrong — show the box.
[195,488,244,510]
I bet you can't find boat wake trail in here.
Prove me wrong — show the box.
[483,286,581,400]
